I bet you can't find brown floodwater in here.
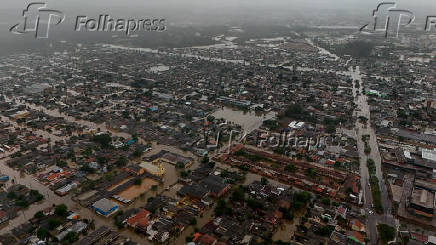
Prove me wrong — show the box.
[118,178,158,200]
[212,106,276,136]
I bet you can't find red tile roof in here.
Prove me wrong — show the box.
[127,209,150,229]
[198,234,217,245]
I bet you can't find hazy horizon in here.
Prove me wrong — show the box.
[0,0,434,56]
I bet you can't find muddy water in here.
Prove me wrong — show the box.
[348,66,391,215]
[0,155,77,233]
[2,97,130,139]
[305,38,340,61]
[118,178,158,200]
[272,209,305,242]
[0,105,194,245]
[212,106,276,136]
[173,203,216,245]
[0,147,155,244]
[20,101,131,139]
[1,115,64,143]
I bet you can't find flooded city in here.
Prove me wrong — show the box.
[0,0,434,244]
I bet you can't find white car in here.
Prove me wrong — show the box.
[368,210,374,214]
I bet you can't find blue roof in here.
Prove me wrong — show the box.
[0,175,9,181]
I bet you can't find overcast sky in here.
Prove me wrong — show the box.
[1,0,435,12]
[0,0,434,55]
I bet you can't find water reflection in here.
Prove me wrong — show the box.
[212,106,276,135]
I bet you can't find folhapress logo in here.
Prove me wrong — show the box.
[360,2,415,38]
[10,2,65,39]
[360,2,436,38]
[10,2,167,39]
[75,15,166,36]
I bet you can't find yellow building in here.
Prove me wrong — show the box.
[12,111,30,120]
[139,160,165,177]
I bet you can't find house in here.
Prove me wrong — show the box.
[408,187,434,218]
[200,175,230,197]
[265,210,283,225]
[112,141,124,149]
[330,231,347,245]
[178,185,209,200]
[0,210,9,224]
[349,219,365,233]
[12,222,34,240]
[347,231,365,245]
[55,182,78,196]
[147,218,173,243]
[67,213,79,220]
[428,235,436,245]
[139,161,165,177]
[76,226,115,245]
[196,234,217,245]
[126,208,150,232]
[158,151,193,168]
[0,175,9,182]
[336,206,347,219]
[55,221,87,241]
[124,165,145,176]
[27,236,45,245]
[92,198,119,217]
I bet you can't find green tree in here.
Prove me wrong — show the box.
[34,211,45,219]
[134,178,142,185]
[92,134,112,148]
[62,231,79,244]
[48,218,62,230]
[377,224,395,244]
[37,228,50,239]
[175,162,185,169]
[115,156,127,167]
[55,204,68,217]
[261,177,268,186]
[231,186,245,202]
[285,164,296,173]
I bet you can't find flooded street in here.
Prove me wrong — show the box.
[0,37,393,245]
[347,66,391,214]
[0,143,172,245]
[103,44,249,65]
[15,99,131,139]
[305,38,340,61]
[348,66,394,245]
[0,154,78,233]
[0,99,199,244]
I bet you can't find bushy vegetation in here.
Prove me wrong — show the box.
[92,134,112,148]
[377,224,395,244]
[234,149,266,162]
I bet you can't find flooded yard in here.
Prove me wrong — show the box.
[118,178,158,201]
[272,209,305,242]
[212,106,276,135]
